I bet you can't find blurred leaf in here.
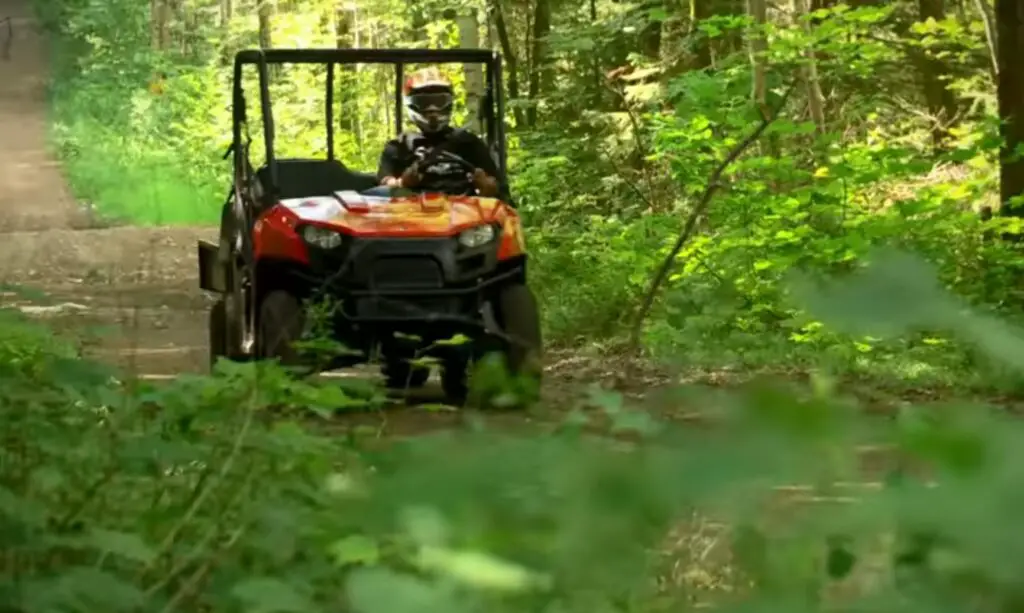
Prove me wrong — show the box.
[230,577,315,613]
[330,534,381,566]
[86,528,156,564]
[415,545,551,592]
[347,568,462,613]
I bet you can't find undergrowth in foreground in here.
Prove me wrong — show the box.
[3,249,1024,612]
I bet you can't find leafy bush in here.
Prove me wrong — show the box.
[5,251,1024,612]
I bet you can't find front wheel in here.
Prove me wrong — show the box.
[256,290,306,367]
[483,283,543,408]
[440,357,469,405]
[382,359,431,390]
[496,284,543,378]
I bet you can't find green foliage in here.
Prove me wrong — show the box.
[16,0,1024,608]
[7,252,1024,611]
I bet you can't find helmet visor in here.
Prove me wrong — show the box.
[408,92,453,114]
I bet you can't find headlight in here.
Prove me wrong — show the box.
[458,224,496,248]
[301,225,343,249]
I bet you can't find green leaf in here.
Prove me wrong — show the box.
[415,546,551,592]
[230,577,315,613]
[347,568,461,613]
[788,247,956,338]
[587,385,624,414]
[27,567,145,612]
[418,402,458,412]
[826,535,857,580]
[86,529,156,564]
[330,535,381,567]
[392,331,422,342]
[401,506,448,547]
[434,333,471,346]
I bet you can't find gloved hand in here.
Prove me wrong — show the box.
[400,164,422,188]
[471,168,498,197]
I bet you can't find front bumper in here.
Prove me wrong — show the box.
[297,234,521,325]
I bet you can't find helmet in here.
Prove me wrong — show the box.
[404,67,454,134]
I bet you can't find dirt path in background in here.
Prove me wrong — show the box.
[0,0,213,376]
[0,0,83,232]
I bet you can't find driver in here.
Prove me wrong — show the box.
[377,67,510,201]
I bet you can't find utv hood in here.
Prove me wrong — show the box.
[279,191,503,237]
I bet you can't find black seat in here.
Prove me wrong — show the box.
[255,158,378,200]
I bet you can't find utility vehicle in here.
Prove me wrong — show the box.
[196,48,542,403]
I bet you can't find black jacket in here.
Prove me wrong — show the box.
[376,128,511,202]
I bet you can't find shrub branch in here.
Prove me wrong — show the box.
[628,82,796,351]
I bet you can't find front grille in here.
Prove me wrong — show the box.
[369,257,444,289]
[356,296,457,319]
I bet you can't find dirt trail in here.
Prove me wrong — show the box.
[0,0,212,376]
[0,0,82,231]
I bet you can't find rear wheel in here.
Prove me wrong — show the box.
[256,290,306,367]
[382,359,431,390]
[208,299,228,371]
[440,357,470,405]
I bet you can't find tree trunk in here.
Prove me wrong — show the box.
[917,0,958,149]
[792,0,826,132]
[149,0,171,94]
[690,0,744,69]
[660,0,688,79]
[488,0,524,127]
[747,0,769,119]
[748,0,782,167]
[997,0,1024,214]
[220,0,233,28]
[715,0,744,57]
[638,0,664,59]
[690,0,713,69]
[458,10,486,133]
[258,0,274,50]
[526,0,552,126]
[335,4,352,48]
[973,0,999,81]
[150,0,171,51]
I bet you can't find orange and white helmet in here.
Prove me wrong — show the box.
[403,67,454,134]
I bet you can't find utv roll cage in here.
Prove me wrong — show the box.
[231,48,509,201]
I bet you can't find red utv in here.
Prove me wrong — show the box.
[196,48,542,404]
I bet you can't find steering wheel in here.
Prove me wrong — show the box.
[414,149,479,196]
